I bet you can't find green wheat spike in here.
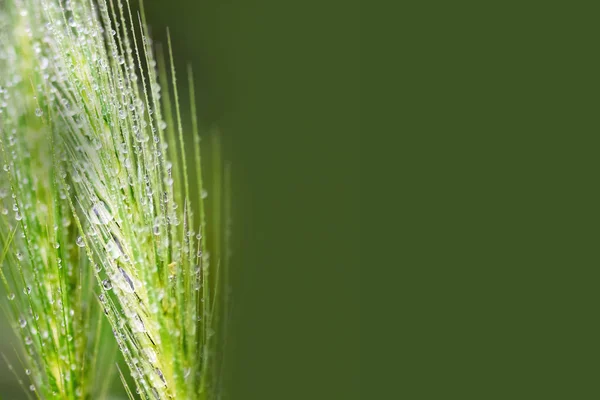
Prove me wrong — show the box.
[0,0,230,399]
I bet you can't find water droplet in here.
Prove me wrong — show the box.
[15,211,22,221]
[156,368,166,385]
[23,286,31,295]
[131,314,146,333]
[35,108,43,117]
[146,348,157,363]
[19,318,27,328]
[102,279,112,290]
[7,293,15,301]
[135,133,149,143]
[119,110,126,120]
[76,236,85,247]
[29,384,35,392]
[106,239,122,260]
[159,121,167,130]
[25,336,32,345]
[25,369,31,375]
[15,252,22,260]
[89,201,113,225]
[118,267,136,293]
[201,189,208,199]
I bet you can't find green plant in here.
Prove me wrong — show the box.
[0,0,229,399]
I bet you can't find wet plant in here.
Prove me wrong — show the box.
[0,0,230,399]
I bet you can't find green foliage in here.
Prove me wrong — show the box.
[0,0,229,399]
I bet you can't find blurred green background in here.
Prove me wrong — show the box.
[0,0,360,398]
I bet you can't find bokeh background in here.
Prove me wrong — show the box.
[0,0,360,398]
